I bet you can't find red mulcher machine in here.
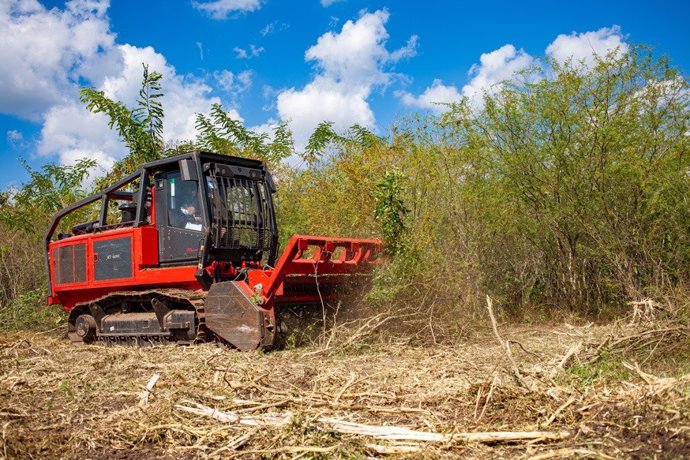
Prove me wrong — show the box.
[45,151,381,350]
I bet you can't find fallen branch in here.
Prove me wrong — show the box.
[300,311,415,357]
[208,431,254,457]
[549,342,583,378]
[557,342,582,370]
[225,445,337,457]
[176,400,569,444]
[333,372,357,403]
[542,395,577,427]
[628,298,666,326]
[176,400,293,426]
[622,361,690,396]
[508,340,539,357]
[320,416,567,442]
[366,443,423,454]
[526,447,616,460]
[477,375,498,421]
[486,295,533,391]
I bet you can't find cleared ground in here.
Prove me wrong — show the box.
[1,313,689,459]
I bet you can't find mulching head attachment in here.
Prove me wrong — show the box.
[204,235,382,350]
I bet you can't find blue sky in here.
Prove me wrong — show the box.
[1,0,689,187]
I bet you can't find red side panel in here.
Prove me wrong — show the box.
[137,226,159,266]
[48,225,198,310]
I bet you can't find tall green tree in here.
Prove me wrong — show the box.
[304,121,381,166]
[195,103,293,170]
[0,158,96,232]
[80,64,165,185]
[82,66,296,181]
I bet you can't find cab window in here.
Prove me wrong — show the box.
[167,172,202,231]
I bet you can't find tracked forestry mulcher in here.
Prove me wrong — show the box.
[45,152,381,350]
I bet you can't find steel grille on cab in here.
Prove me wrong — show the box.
[208,173,273,253]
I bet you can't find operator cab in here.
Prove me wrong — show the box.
[45,152,279,300]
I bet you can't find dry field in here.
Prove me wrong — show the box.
[1,308,689,459]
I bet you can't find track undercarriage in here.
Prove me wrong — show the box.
[67,283,358,350]
[68,289,208,346]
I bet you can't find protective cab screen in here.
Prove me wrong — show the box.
[206,175,272,251]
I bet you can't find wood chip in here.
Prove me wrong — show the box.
[138,373,160,406]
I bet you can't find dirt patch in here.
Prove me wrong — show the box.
[585,401,690,459]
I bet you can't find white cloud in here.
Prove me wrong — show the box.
[276,9,416,149]
[261,21,275,36]
[260,20,288,36]
[95,44,227,143]
[401,26,629,114]
[233,44,264,59]
[99,45,167,106]
[398,44,534,112]
[462,44,534,105]
[192,0,262,19]
[0,1,245,177]
[261,85,278,111]
[249,119,279,138]
[303,9,411,90]
[37,101,122,175]
[0,0,114,120]
[214,70,253,100]
[237,70,253,88]
[397,79,461,113]
[6,129,24,143]
[390,35,419,62]
[37,43,231,171]
[6,128,29,150]
[279,81,375,138]
[321,0,345,6]
[546,26,628,68]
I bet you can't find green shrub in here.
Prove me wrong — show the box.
[282,47,690,318]
[0,288,65,332]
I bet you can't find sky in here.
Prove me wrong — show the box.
[1,0,689,187]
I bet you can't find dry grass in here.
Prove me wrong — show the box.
[1,314,689,459]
